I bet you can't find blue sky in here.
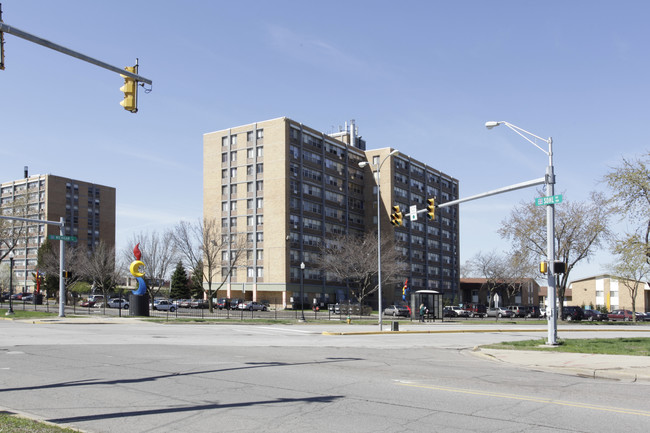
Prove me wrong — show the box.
[1,0,647,281]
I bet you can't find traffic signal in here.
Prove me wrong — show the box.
[553,261,567,274]
[426,198,435,220]
[390,205,403,227]
[120,66,138,113]
[540,261,548,274]
[62,270,69,279]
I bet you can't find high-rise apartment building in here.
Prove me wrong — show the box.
[0,172,116,293]
[203,118,459,308]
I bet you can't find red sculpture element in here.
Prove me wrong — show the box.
[133,243,142,261]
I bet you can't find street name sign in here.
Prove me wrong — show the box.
[48,234,78,242]
[535,194,563,206]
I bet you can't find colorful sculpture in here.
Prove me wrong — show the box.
[129,243,148,295]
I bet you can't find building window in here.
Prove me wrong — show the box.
[256,267,264,278]
[221,185,228,196]
[256,129,263,139]
[230,217,237,227]
[256,163,263,174]
[247,199,253,209]
[256,232,264,242]
[373,155,379,165]
[221,202,228,211]
[222,136,228,147]
[221,218,228,228]
[230,201,237,211]
[247,148,254,159]
[248,267,255,278]
[247,165,254,176]
[222,169,228,179]
[230,168,237,178]
[230,135,237,145]
[256,181,263,191]
[247,131,254,142]
[247,216,254,226]
[256,215,263,226]
[221,153,228,163]
[256,198,263,209]
[230,184,237,195]
[230,151,237,162]
[256,146,263,157]
[256,250,263,260]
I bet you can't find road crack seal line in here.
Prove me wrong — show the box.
[396,382,650,417]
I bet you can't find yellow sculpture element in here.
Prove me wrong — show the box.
[130,260,145,278]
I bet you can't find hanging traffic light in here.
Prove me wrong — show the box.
[426,198,435,220]
[391,205,403,227]
[120,66,138,113]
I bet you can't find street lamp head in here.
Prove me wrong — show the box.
[358,161,368,168]
[485,121,501,129]
[388,149,399,156]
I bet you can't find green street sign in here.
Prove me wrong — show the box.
[48,234,78,242]
[535,194,563,206]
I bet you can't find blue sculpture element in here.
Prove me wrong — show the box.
[134,276,147,296]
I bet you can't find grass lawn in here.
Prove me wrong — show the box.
[0,309,60,319]
[483,337,650,356]
[0,413,81,432]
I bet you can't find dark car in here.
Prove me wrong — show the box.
[230,298,244,310]
[583,309,608,321]
[443,307,458,317]
[525,306,541,318]
[561,306,584,321]
[383,305,410,317]
[215,298,231,310]
[466,303,487,318]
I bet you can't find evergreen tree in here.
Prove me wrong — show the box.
[190,260,204,299]
[170,262,190,300]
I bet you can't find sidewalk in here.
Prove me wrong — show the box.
[473,348,650,383]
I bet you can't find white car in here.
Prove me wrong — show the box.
[107,298,129,309]
[449,306,470,317]
[151,299,176,312]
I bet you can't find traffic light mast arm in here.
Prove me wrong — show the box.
[0,21,152,85]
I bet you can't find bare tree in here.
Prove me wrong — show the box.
[36,239,84,304]
[499,191,611,318]
[172,218,246,312]
[123,230,176,303]
[0,196,28,262]
[610,233,650,321]
[319,231,407,307]
[604,153,650,262]
[78,241,122,312]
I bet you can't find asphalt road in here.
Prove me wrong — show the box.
[1,320,649,432]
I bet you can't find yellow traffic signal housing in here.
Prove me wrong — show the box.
[391,205,403,227]
[540,261,548,274]
[120,66,138,113]
[426,198,435,220]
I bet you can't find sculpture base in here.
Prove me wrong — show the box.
[129,293,150,317]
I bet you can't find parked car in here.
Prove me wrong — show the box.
[608,309,645,322]
[177,299,191,308]
[151,299,176,312]
[230,298,244,310]
[525,306,542,318]
[507,306,528,318]
[215,298,231,310]
[21,294,34,302]
[582,309,608,321]
[443,307,458,317]
[107,298,129,309]
[80,299,96,308]
[190,299,208,309]
[384,305,410,317]
[486,307,513,318]
[449,306,470,317]
[561,306,584,321]
[237,301,267,311]
[465,303,487,318]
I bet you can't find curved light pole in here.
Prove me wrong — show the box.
[485,121,557,345]
[299,262,306,322]
[359,149,399,331]
[6,253,15,316]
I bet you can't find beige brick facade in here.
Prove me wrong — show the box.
[569,274,650,312]
[203,118,460,309]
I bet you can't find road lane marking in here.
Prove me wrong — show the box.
[397,382,650,417]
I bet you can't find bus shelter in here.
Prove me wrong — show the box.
[411,290,442,321]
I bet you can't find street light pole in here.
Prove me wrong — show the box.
[359,149,399,331]
[485,121,557,345]
[6,254,14,315]
[299,262,306,322]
